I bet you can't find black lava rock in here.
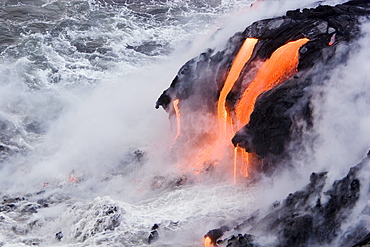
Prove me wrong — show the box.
[204,225,230,244]
[55,231,63,241]
[148,224,159,244]
[156,1,370,174]
[225,155,367,247]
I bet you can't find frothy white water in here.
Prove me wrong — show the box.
[0,184,256,246]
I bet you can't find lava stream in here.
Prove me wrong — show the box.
[173,99,181,141]
[217,38,258,139]
[191,38,258,172]
[174,38,309,180]
[235,38,310,126]
[204,236,213,247]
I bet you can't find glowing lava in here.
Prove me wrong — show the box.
[191,38,258,172]
[69,176,78,183]
[173,99,181,141]
[172,37,309,180]
[204,236,213,247]
[235,38,310,126]
[218,38,258,139]
[234,146,250,181]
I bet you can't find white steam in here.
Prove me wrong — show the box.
[255,15,370,209]
[310,21,370,182]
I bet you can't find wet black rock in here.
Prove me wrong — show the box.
[3,197,24,203]
[353,233,370,246]
[104,206,118,215]
[55,231,63,241]
[36,199,49,208]
[205,225,230,245]
[226,234,257,247]
[0,203,17,212]
[148,223,159,244]
[127,40,171,56]
[20,203,40,214]
[225,156,367,247]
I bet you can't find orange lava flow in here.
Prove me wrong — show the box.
[218,38,258,139]
[192,38,257,172]
[69,176,78,183]
[231,38,309,179]
[173,99,181,141]
[242,150,251,177]
[233,147,238,183]
[204,236,213,247]
[235,38,310,127]
[177,38,309,181]
[234,146,250,180]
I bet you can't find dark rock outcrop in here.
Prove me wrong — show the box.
[157,2,370,245]
[204,225,230,245]
[148,223,159,244]
[156,1,370,173]
[55,231,63,241]
[223,155,367,247]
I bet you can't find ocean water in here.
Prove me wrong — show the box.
[0,0,368,246]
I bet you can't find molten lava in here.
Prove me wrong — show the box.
[173,99,181,141]
[204,236,213,247]
[171,37,309,180]
[234,146,250,180]
[235,38,310,126]
[217,38,258,139]
[191,38,258,172]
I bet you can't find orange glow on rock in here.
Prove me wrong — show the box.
[204,236,213,247]
[233,146,251,182]
[242,150,251,177]
[231,38,308,180]
[173,99,181,141]
[236,38,309,127]
[171,37,309,181]
[233,147,238,183]
[69,176,78,183]
[192,38,258,172]
[218,38,258,139]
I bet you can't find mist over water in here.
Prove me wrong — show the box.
[0,0,369,246]
[0,0,255,194]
